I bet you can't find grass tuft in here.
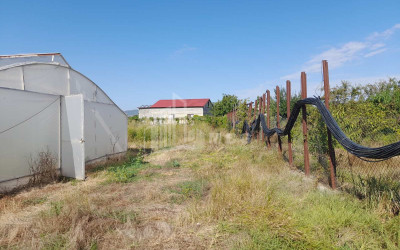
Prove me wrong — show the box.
[168,179,208,204]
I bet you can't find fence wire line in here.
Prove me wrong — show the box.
[0,97,60,135]
[242,96,400,160]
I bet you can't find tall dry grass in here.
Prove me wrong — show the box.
[2,122,400,249]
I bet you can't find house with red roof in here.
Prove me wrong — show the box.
[138,98,212,119]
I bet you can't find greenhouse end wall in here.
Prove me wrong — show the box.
[84,101,128,162]
[0,58,128,191]
[0,88,61,190]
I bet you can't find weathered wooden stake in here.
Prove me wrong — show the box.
[301,72,311,176]
[258,97,262,141]
[322,60,337,189]
[254,99,258,119]
[286,80,293,166]
[254,99,258,139]
[262,93,266,141]
[276,86,282,154]
[266,90,271,148]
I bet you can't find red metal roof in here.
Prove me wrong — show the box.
[151,99,210,108]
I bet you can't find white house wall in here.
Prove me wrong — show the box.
[139,107,204,119]
[0,88,60,184]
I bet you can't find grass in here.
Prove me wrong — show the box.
[1,122,400,249]
[105,156,145,183]
[165,159,181,168]
[168,179,208,204]
[127,118,226,149]
[179,140,400,249]
[22,196,47,206]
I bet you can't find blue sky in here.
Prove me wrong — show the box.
[1,1,399,110]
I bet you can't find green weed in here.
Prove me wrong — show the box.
[165,159,181,168]
[106,155,146,183]
[49,201,63,216]
[23,196,47,206]
[103,210,139,224]
[168,179,207,203]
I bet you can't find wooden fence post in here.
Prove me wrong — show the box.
[253,98,258,139]
[232,104,236,130]
[276,86,282,154]
[286,80,293,166]
[301,72,311,176]
[259,97,262,141]
[266,90,271,148]
[254,99,258,119]
[247,102,253,140]
[262,93,266,141]
[322,60,337,189]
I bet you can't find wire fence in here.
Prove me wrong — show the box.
[230,60,400,213]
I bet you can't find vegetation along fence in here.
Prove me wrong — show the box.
[228,60,400,213]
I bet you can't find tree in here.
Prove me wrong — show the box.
[269,87,301,119]
[212,94,239,116]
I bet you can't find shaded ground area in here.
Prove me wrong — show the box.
[1,136,400,249]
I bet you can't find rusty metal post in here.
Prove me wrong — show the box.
[301,72,311,176]
[258,97,262,141]
[262,93,266,141]
[266,90,271,148]
[323,60,337,189]
[232,105,236,130]
[254,99,258,119]
[252,98,258,139]
[286,80,293,166]
[276,86,282,154]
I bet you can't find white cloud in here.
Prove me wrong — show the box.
[367,23,400,40]
[236,83,268,100]
[281,23,400,80]
[364,48,387,58]
[331,75,400,86]
[238,24,400,100]
[171,45,197,57]
[370,43,385,50]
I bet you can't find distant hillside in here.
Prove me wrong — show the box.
[124,109,138,117]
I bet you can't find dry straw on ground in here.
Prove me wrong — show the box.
[1,125,400,249]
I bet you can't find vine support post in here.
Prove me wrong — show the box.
[232,104,236,130]
[286,80,293,166]
[262,93,266,141]
[252,98,258,139]
[259,96,262,141]
[301,72,311,176]
[266,90,271,148]
[254,99,258,119]
[322,60,337,189]
[276,86,282,154]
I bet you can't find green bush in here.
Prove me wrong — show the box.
[106,155,146,183]
[192,115,229,130]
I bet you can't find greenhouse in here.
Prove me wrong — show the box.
[0,53,127,190]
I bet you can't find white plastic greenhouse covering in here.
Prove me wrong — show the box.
[0,53,127,191]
